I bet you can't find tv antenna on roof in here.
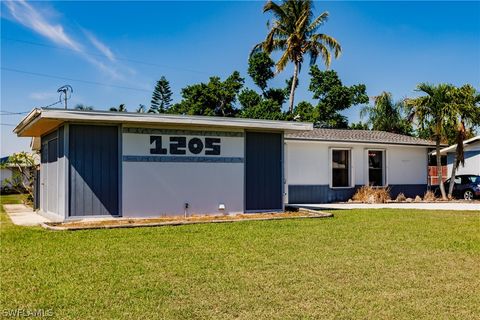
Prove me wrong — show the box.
[57,85,73,109]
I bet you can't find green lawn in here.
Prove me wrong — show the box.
[1,194,479,319]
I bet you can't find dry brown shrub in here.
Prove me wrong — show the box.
[352,185,391,203]
[423,190,436,202]
[396,193,406,202]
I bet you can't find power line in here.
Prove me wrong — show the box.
[2,37,209,75]
[0,123,16,126]
[0,111,30,115]
[1,67,152,93]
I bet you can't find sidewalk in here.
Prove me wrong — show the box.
[293,202,480,211]
[3,204,51,226]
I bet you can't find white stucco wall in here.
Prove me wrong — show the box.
[122,127,245,217]
[0,168,13,188]
[285,140,428,188]
[447,141,480,176]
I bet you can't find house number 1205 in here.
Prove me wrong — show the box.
[150,136,221,155]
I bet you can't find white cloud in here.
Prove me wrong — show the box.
[3,0,128,80]
[83,29,116,62]
[4,0,81,52]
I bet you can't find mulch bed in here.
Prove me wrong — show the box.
[42,209,333,231]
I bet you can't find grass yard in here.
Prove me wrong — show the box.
[1,195,479,319]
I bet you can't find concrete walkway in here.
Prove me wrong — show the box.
[3,204,51,226]
[294,202,480,211]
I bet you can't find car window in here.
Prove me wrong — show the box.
[454,177,461,184]
[465,176,479,183]
[468,176,480,183]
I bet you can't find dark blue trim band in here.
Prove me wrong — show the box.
[123,155,244,163]
[123,127,244,137]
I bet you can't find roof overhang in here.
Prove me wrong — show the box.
[431,135,480,156]
[14,108,313,137]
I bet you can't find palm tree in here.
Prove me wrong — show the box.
[446,85,480,198]
[406,83,456,200]
[252,0,341,112]
[109,104,127,112]
[360,92,412,135]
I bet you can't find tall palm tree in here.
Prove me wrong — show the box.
[252,0,341,112]
[406,83,456,200]
[360,92,412,135]
[446,85,480,198]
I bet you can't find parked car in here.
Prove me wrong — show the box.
[434,175,480,200]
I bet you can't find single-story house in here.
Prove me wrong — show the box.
[0,155,38,194]
[14,108,436,221]
[438,135,480,176]
[285,129,436,203]
[14,108,311,221]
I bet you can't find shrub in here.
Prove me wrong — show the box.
[396,193,406,202]
[352,185,391,203]
[423,190,436,202]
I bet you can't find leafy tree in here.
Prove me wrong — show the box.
[264,87,287,106]
[300,66,368,128]
[292,101,317,122]
[360,92,412,134]
[169,72,244,116]
[446,84,480,197]
[406,83,457,200]
[150,76,173,113]
[0,152,36,201]
[253,0,341,112]
[238,88,284,120]
[137,104,147,113]
[248,52,275,92]
[74,104,94,111]
[349,121,370,130]
[109,104,127,112]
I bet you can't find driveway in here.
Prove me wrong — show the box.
[293,202,480,211]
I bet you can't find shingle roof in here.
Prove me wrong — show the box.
[285,128,437,146]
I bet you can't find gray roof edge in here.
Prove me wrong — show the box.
[284,136,436,147]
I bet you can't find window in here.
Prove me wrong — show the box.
[368,150,384,186]
[332,149,350,188]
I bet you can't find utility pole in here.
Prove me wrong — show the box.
[57,85,73,109]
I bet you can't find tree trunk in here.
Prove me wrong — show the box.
[288,61,299,113]
[436,138,447,200]
[448,153,458,198]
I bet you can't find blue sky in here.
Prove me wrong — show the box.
[1,1,479,156]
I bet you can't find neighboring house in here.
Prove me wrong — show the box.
[0,155,37,193]
[284,129,436,203]
[440,136,480,176]
[0,156,16,191]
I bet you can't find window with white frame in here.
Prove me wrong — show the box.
[332,149,351,188]
[367,150,385,186]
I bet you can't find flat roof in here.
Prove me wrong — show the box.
[14,108,313,137]
[285,128,437,147]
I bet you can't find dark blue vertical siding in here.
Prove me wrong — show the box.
[69,125,119,216]
[245,132,283,211]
